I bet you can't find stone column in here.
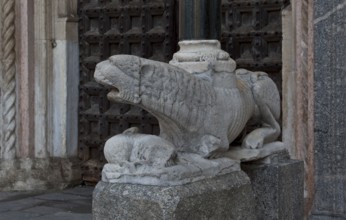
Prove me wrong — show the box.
[311,1,346,219]
[179,0,221,40]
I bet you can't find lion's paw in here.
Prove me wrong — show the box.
[242,135,264,149]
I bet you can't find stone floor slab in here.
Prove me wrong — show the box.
[62,186,94,197]
[34,192,86,201]
[0,191,43,202]
[0,186,93,220]
[0,198,44,212]
[23,205,65,215]
[0,210,42,220]
[32,212,92,220]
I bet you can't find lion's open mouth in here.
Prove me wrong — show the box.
[107,88,120,100]
[110,87,119,94]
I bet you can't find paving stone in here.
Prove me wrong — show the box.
[32,212,92,220]
[70,199,93,212]
[62,186,94,198]
[0,210,42,220]
[23,205,65,215]
[40,199,92,213]
[0,192,25,201]
[0,186,93,219]
[34,192,86,201]
[0,192,43,202]
[0,198,44,212]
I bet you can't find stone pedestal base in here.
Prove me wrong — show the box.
[0,158,81,191]
[93,171,256,220]
[242,160,304,220]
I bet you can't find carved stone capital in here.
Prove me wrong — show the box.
[169,40,237,74]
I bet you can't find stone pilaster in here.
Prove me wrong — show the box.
[49,0,79,157]
[32,0,50,158]
[311,1,346,219]
[1,0,16,159]
[17,0,35,158]
[0,0,3,160]
[0,0,81,191]
[281,0,315,215]
[31,0,78,158]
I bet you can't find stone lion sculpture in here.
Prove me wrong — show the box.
[95,40,284,185]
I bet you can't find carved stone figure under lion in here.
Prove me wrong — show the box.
[95,40,285,185]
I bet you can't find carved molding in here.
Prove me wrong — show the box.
[1,0,16,159]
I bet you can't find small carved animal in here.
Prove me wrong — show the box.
[104,127,177,168]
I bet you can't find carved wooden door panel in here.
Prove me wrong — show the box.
[221,0,289,91]
[78,0,288,184]
[78,0,178,183]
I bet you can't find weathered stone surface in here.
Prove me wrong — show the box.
[311,0,346,218]
[93,171,256,220]
[242,160,304,220]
